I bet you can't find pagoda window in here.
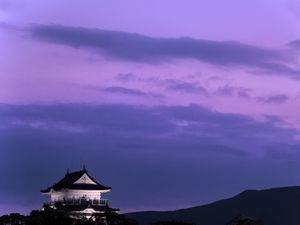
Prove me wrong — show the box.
[92,199,99,205]
[100,199,106,205]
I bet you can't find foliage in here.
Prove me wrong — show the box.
[0,210,138,225]
[225,215,265,225]
[95,213,139,225]
[151,221,194,225]
[0,213,27,225]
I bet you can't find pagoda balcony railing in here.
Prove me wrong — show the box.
[44,198,108,207]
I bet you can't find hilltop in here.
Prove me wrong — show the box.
[126,186,300,225]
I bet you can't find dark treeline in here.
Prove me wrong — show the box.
[0,210,263,225]
[0,210,138,225]
[0,211,195,225]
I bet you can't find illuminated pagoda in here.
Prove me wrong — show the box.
[41,166,118,219]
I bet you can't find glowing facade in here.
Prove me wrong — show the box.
[41,167,118,219]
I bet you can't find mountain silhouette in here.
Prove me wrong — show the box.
[126,186,300,225]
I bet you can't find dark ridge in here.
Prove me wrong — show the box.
[126,186,300,225]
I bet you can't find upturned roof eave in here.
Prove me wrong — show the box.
[40,169,111,193]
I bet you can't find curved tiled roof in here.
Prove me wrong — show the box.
[41,169,111,193]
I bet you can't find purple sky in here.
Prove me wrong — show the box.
[2,0,300,215]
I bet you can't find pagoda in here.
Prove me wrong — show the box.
[41,166,118,219]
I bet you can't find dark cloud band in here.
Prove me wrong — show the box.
[29,24,299,77]
[1,104,300,214]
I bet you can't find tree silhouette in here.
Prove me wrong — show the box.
[0,211,138,225]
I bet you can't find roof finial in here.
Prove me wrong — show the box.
[83,164,87,172]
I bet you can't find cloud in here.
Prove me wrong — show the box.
[125,77,209,96]
[288,39,300,48]
[164,80,208,95]
[29,24,300,77]
[215,86,235,96]
[105,86,147,96]
[215,85,251,98]
[115,73,137,82]
[1,103,298,159]
[237,91,251,99]
[104,86,163,98]
[258,94,289,104]
[1,103,300,214]
[0,21,24,31]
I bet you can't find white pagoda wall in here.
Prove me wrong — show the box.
[50,189,103,202]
